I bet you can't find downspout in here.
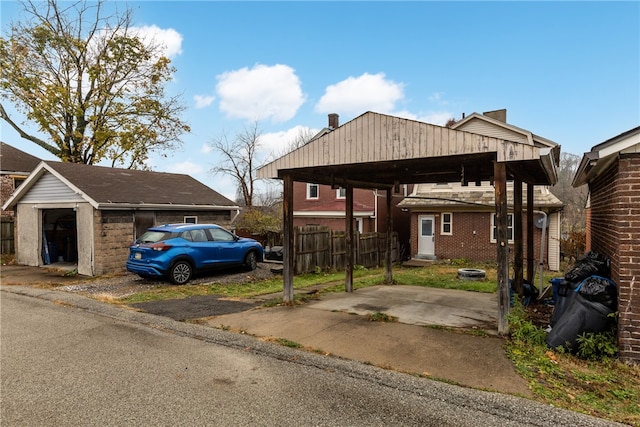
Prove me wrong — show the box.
[231,208,241,223]
[533,210,547,298]
[373,190,379,232]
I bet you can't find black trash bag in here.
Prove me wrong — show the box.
[509,279,538,307]
[576,275,617,311]
[546,293,614,352]
[564,251,610,282]
[550,280,578,327]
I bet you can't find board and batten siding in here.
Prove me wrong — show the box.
[258,112,540,179]
[20,172,84,203]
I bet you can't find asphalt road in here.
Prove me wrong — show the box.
[1,286,624,427]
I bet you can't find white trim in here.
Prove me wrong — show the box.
[184,216,198,224]
[490,212,514,243]
[440,212,453,235]
[336,187,346,199]
[306,183,319,199]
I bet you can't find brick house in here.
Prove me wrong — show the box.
[397,109,563,269]
[1,142,41,218]
[573,125,640,363]
[2,161,239,276]
[398,181,563,270]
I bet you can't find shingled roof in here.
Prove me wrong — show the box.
[3,161,237,210]
[0,142,41,174]
[398,181,563,209]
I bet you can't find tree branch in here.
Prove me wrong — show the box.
[0,103,60,156]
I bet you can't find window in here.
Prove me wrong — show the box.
[336,187,346,199]
[441,212,452,235]
[184,216,197,224]
[13,177,26,189]
[209,227,235,242]
[491,213,514,243]
[183,229,208,242]
[307,183,319,199]
[393,184,408,197]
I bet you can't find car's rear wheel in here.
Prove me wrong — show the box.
[170,260,192,285]
[244,251,258,271]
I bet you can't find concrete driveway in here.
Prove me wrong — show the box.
[307,285,498,332]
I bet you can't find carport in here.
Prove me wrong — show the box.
[257,111,559,334]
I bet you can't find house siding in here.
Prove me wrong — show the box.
[21,172,84,203]
[454,121,529,145]
[589,154,640,363]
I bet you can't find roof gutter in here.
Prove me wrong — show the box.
[95,203,241,211]
[539,146,559,186]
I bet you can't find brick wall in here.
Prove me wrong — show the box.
[589,154,640,363]
[1,175,15,218]
[92,210,132,275]
[409,211,545,265]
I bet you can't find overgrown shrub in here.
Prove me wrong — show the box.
[576,331,618,359]
[508,302,547,346]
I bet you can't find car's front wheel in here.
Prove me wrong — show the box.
[170,260,193,285]
[244,251,258,271]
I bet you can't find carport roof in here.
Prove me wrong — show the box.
[257,111,559,188]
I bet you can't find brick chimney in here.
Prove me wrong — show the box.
[483,109,507,123]
[328,113,339,129]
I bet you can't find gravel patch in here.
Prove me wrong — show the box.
[58,263,278,299]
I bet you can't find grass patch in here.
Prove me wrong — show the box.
[274,338,303,348]
[506,302,640,425]
[367,312,398,322]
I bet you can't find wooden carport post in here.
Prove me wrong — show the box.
[526,184,535,283]
[385,188,393,284]
[513,178,524,296]
[345,185,354,292]
[494,161,510,335]
[282,174,294,303]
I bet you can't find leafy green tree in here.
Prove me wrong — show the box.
[0,0,189,168]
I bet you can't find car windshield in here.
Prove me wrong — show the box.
[136,231,175,244]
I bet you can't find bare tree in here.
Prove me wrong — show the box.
[551,152,589,232]
[0,0,189,168]
[210,122,261,207]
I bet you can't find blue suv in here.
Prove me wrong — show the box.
[126,223,264,285]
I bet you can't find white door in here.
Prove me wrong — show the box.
[418,215,435,257]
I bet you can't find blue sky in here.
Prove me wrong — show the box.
[1,1,639,201]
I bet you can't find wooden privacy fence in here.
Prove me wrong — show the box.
[294,225,398,275]
[1,217,15,254]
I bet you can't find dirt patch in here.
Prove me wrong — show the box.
[130,295,259,321]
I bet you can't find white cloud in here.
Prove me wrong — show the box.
[194,94,215,109]
[216,64,306,123]
[315,73,404,115]
[428,92,447,104]
[210,174,238,202]
[166,160,204,175]
[130,25,183,59]
[258,125,319,161]
[393,110,454,126]
[200,144,212,154]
